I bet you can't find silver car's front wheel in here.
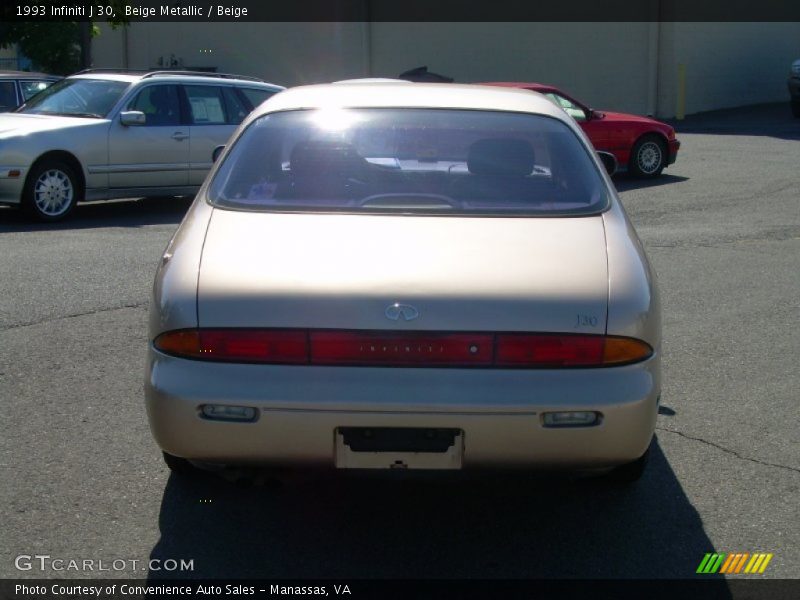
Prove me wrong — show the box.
[23,160,80,221]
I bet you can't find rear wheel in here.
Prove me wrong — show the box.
[792,101,800,118]
[22,159,81,221]
[629,135,667,178]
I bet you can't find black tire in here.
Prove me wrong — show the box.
[629,135,667,178]
[162,451,198,476]
[792,101,800,119]
[22,159,81,222]
[605,447,650,484]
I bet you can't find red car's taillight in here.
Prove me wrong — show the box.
[154,329,653,368]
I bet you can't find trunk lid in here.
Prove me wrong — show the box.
[197,210,608,333]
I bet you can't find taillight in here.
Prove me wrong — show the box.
[154,329,652,368]
[154,329,307,364]
[311,331,493,366]
[495,334,651,367]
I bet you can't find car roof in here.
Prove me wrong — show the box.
[67,71,284,90]
[483,82,557,92]
[254,82,567,120]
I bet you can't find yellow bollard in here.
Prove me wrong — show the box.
[676,63,686,120]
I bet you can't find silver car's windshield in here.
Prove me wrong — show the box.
[209,108,609,216]
[20,78,130,118]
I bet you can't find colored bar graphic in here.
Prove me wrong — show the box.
[734,553,749,574]
[700,552,773,575]
[697,553,726,574]
[745,554,762,573]
[720,554,736,573]
[710,554,725,573]
[697,553,714,573]
[758,554,773,574]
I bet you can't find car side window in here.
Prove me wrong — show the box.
[20,80,52,102]
[545,93,587,122]
[0,81,18,111]
[239,88,275,110]
[221,87,249,124]
[129,85,180,126]
[185,85,227,125]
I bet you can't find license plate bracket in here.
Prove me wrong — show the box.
[335,427,464,470]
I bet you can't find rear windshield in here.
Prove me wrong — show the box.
[208,108,608,216]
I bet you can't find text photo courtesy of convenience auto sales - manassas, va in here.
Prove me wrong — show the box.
[0,2,798,599]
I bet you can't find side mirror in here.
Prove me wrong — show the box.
[212,145,225,163]
[120,110,146,126]
[597,151,618,176]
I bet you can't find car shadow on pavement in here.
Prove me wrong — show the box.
[0,196,193,233]
[614,174,690,193]
[146,437,729,590]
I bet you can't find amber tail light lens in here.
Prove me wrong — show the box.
[153,329,653,368]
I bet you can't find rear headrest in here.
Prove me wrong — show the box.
[290,140,367,177]
[467,138,535,177]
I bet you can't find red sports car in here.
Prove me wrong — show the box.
[484,82,680,177]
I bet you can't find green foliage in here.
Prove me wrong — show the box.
[0,3,128,75]
[0,22,81,75]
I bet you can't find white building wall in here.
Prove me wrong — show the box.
[368,22,653,115]
[92,22,369,85]
[92,21,800,119]
[657,22,800,117]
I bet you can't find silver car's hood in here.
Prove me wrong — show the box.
[197,209,609,332]
[0,113,105,137]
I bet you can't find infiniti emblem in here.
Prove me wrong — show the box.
[385,303,419,322]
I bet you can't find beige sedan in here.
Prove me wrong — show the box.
[145,82,660,483]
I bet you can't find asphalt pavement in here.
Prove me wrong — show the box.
[1,103,798,583]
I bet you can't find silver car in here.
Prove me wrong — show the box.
[0,69,283,221]
[0,70,60,112]
[146,82,661,483]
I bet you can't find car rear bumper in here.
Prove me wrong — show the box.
[145,347,660,470]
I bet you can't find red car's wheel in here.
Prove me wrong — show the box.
[629,135,667,178]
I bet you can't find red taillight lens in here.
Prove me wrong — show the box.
[311,331,493,366]
[497,334,605,366]
[496,334,651,367]
[154,329,652,368]
[154,329,307,364]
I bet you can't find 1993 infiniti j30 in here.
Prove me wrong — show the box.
[145,82,661,482]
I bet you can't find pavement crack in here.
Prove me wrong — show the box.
[657,426,800,474]
[645,232,800,249]
[0,301,148,331]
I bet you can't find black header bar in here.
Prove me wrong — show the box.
[2,0,800,23]
[2,579,800,600]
